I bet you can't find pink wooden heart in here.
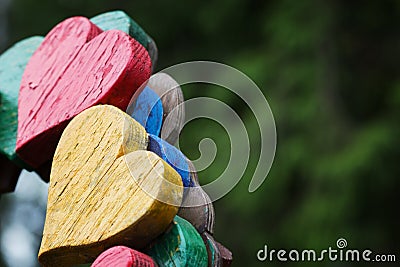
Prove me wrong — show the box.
[17,16,151,168]
[92,246,157,267]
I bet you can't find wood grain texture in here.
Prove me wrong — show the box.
[91,10,158,69]
[127,86,163,136]
[17,16,151,168]
[1,11,152,186]
[177,186,215,234]
[92,246,157,267]
[38,105,182,267]
[147,216,208,267]
[178,160,215,234]
[148,73,184,145]
[0,36,43,192]
[148,134,191,187]
[0,36,43,169]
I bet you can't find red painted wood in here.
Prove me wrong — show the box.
[16,16,151,168]
[92,246,157,267]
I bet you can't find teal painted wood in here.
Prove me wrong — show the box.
[0,11,154,182]
[202,232,222,267]
[0,36,43,170]
[147,216,208,267]
[178,185,215,234]
[91,10,158,69]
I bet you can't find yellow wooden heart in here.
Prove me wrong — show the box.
[38,105,183,267]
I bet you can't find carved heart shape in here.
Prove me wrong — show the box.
[92,246,157,267]
[0,12,153,190]
[127,86,164,136]
[128,73,185,145]
[147,73,185,145]
[147,216,208,267]
[148,134,191,186]
[201,232,233,267]
[178,160,215,234]
[38,105,182,266]
[91,10,158,69]
[17,16,151,168]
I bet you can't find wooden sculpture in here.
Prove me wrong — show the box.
[147,73,185,145]
[0,10,233,267]
[127,87,164,136]
[38,105,182,266]
[0,37,43,191]
[17,17,151,168]
[92,246,157,267]
[147,216,208,266]
[0,10,156,192]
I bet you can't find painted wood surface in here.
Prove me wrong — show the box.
[0,36,43,168]
[148,134,191,187]
[0,36,43,192]
[0,12,154,189]
[148,73,184,145]
[147,216,208,267]
[38,105,182,267]
[202,232,222,267]
[178,160,215,234]
[127,86,163,136]
[92,246,157,267]
[215,240,233,267]
[147,135,215,233]
[91,10,158,69]
[16,16,151,168]
[177,185,215,234]
[187,156,199,184]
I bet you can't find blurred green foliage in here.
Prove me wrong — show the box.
[1,0,399,266]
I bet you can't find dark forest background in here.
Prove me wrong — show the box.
[0,0,399,266]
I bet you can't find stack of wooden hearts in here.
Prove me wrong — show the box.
[0,11,232,267]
